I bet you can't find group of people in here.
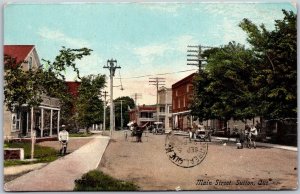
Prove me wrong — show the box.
[190,121,205,140]
[238,124,258,149]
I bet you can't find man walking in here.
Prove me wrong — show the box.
[58,125,69,155]
[250,124,258,149]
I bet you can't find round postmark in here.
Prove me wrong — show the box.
[165,131,208,168]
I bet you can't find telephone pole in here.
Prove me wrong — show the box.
[102,91,108,131]
[131,93,142,108]
[103,59,121,136]
[120,100,124,130]
[149,77,165,122]
[187,45,213,71]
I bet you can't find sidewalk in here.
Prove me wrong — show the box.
[213,136,297,152]
[4,135,110,191]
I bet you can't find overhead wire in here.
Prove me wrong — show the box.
[115,68,198,79]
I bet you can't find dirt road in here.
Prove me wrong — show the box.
[98,131,297,191]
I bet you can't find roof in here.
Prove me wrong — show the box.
[65,81,81,97]
[158,86,171,92]
[138,105,156,111]
[129,105,156,112]
[172,73,196,89]
[4,45,35,63]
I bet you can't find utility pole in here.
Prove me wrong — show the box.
[120,100,123,130]
[187,45,213,71]
[131,93,142,124]
[103,59,121,136]
[149,77,165,122]
[102,91,108,131]
[131,93,142,108]
[30,107,34,159]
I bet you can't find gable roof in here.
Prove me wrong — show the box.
[172,73,196,89]
[4,45,35,63]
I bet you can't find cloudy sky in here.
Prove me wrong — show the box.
[4,2,296,105]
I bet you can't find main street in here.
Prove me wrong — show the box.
[98,131,297,191]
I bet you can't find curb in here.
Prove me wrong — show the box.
[213,136,297,152]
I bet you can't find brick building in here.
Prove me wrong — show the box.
[129,105,156,127]
[172,73,196,130]
[65,81,81,98]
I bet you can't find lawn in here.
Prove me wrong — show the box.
[74,170,139,191]
[4,142,59,167]
[69,133,93,137]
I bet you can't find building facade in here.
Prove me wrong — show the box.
[172,73,196,131]
[4,45,61,140]
[129,105,156,127]
[154,87,172,129]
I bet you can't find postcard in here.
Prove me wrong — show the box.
[3,1,297,191]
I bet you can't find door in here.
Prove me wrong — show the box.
[21,111,28,136]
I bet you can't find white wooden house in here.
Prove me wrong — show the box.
[4,45,61,140]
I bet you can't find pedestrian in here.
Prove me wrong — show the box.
[58,125,69,155]
[238,129,245,149]
[134,123,143,143]
[255,120,261,133]
[250,124,258,149]
[245,124,251,148]
[227,127,231,142]
[191,121,197,140]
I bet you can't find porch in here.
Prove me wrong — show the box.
[8,95,61,139]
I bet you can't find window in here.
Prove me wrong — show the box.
[176,90,178,97]
[187,84,193,93]
[178,99,180,109]
[183,96,186,107]
[160,107,165,113]
[28,57,33,70]
[11,111,20,131]
[169,106,172,113]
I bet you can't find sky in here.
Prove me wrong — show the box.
[4,2,296,105]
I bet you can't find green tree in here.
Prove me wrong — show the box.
[4,55,43,111]
[76,74,106,132]
[41,47,93,125]
[191,42,257,123]
[42,47,92,80]
[239,10,297,119]
[191,69,214,121]
[113,96,135,129]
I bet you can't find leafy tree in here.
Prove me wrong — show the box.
[239,10,297,119]
[192,10,296,125]
[191,42,257,123]
[113,96,135,129]
[4,55,43,111]
[76,74,106,132]
[191,69,214,121]
[42,47,92,80]
[40,47,93,125]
